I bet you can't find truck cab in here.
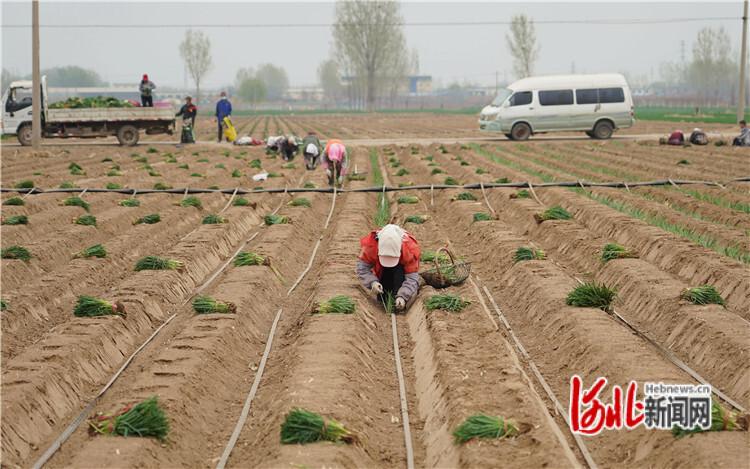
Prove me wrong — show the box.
[1,77,45,145]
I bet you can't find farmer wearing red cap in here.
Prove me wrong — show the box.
[139,74,156,107]
[322,139,349,186]
[357,224,422,312]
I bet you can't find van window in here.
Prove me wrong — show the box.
[599,87,625,103]
[509,91,532,106]
[576,89,598,105]
[539,90,574,106]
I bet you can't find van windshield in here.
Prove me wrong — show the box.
[490,88,512,106]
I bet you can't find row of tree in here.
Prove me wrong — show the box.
[658,26,743,106]
[2,65,105,90]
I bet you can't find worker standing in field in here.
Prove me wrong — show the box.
[139,74,156,107]
[356,224,422,313]
[215,91,233,143]
[175,96,198,144]
[322,139,349,186]
[302,132,322,170]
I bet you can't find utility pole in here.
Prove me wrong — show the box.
[495,71,498,94]
[738,0,748,122]
[31,0,42,148]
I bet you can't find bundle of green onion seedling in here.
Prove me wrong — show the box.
[3,196,25,206]
[153,182,172,190]
[473,212,493,222]
[280,408,356,444]
[495,177,510,184]
[511,189,530,199]
[397,196,419,204]
[404,215,427,224]
[1,245,31,261]
[566,282,616,312]
[233,197,253,207]
[453,414,520,444]
[534,205,572,223]
[444,177,461,186]
[232,169,243,177]
[69,162,85,175]
[133,214,161,225]
[73,295,126,317]
[62,196,90,212]
[88,396,169,440]
[420,250,450,264]
[681,285,725,306]
[179,196,202,208]
[192,295,237,314]
[313,295,356,314]
[74,244,107,259]
[395,168,409,176]
[119,198,140,207]
[430,168,444,175]
[452,192,476,201]
[202,214,228,224]
[134,256,184,272]
[288,198,311,207]
[672,402,745,437]
[264,214,289,225]
[15,180,34,189]
[73,215,97,226]
[601,243,637,262]
[425,294,470,313]
[249,159,262,169]
[303,182,317,188]
[514,246,546,263]
[106,183,122,190]
[2,215,28,225]
[234,251,284,281]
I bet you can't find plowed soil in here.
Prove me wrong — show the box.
[2,114,748,469]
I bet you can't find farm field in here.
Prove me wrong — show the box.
[1,114,749,468]
[178,113,742,142]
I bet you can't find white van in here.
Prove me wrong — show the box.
[478,73,635,140]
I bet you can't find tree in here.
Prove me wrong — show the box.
[687,27,735,105]
[43,66,104,87]
[255,64,289,101]
[332,0,409,110]
[318,59,343,106]
[179,29,212,101]
[1,68,22,91]
[237,78,267,108]
[506,14,539,79]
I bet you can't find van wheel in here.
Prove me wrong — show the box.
[17,123,32,146]
[510,123,531,141]
[592,120,614,139]
[117,125,140,146]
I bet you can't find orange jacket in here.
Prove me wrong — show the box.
[358,230,420,278]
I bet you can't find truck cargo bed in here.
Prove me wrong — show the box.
[47,107,174,123]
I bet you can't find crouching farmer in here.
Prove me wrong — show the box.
[356,224,422,312]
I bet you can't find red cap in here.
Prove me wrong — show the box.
[142,74,148,80]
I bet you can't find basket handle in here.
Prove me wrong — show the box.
[433,247,456,275]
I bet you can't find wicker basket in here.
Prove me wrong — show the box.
[419,247,471,289]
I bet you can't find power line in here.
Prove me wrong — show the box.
[1,16,739,29]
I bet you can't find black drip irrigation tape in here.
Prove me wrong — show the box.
[3,177,748,196]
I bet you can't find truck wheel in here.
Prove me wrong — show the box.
[117,125,140,146]
[592,120,614,139]
[510,122,531,141]
[17,123,32,146]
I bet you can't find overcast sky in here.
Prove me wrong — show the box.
[1,1,746,89]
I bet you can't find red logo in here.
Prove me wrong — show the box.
[569,375,645,435]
